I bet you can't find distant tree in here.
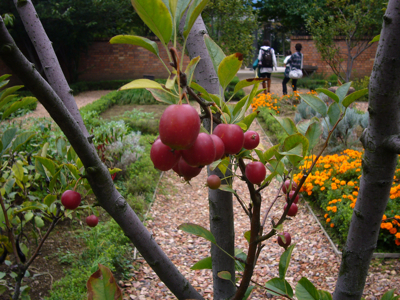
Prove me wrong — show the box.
[306,0,385,82]
[202,0,258,64]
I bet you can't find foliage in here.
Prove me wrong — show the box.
[202,0,258,64]
[352,76,370,102]
[294,150,400,252]
[225,77,246,101]
[257,106,288,144]
[120,109,159,135]
[69,80,133,95]
[306,0,386,82]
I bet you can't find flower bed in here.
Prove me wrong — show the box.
[294,149,400,252]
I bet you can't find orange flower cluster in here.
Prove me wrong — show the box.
[251,93,281,113]
[295,150,400,247]
[381,215,400,245]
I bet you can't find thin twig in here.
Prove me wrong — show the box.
[261,180,285,228]
[233,192,250,218]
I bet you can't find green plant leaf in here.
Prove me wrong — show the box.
[265,278,293,298]
[236,122,247,131]
[218,53,243,90]
[109,35,159,57]
[264,144,280,161]
[0,85,23,104]
[342,88,368,108]
[370,34,380,44]
[327,102,341,126]
[34,216,44,228]
[381,289,399,300]
[255,149,265,164]
[216,157,229,175]
[183,0,209,38]
[305,122,322,152]
[170,0,191,31]
[65,164,80,180]
[12,161,24,182]
[204,34,225,74]
[296,119,312,136]
[316,88,339,103]
[296,277,319,300]
[318,290,333,300]
[243,285,255,300]
[44,194,57,207]
[282,133,309,158]
[0,74,11,82]
[87,264,123,300]
[217,271,231,281]
[279,143,303,157]
[12,132,35,153]
[34,156,57,176]
[185,56,201,87]
[146,88,179,104]
[24,212,34,223]
[1,127,17,154]
[233,78,263,95]
[178,223,216,244]
[218,185,238,197]
[267,159,284,175]
[279,244,295,279]
[274,116,298,135]
[131,0,172,46]
[244,230,251,243]
[119,79,164,91]
[2,97,37,120]
[0,95,17,111]
[241,112,258,131]
[190,256,212,270]
[49,169,61,192]
[336,82,352,103]
[300,94,327,117]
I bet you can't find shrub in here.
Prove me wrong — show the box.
[257,107,288,145]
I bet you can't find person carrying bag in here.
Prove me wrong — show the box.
[282,43,303,95]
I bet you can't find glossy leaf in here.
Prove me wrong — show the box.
[185,56,200,87]
[0,85,23,103]
[183,0,209,38]
[327,102,341,126]
[241,112,258,131]
[243,285,255,300]
[265,278,293,298]
[264,144,280,161]
[171,0,191,31]
[87,264,123,300]
[109,35,159,57]
[43,194,57,207]
[218,185,238,197]
[65,164,80,180]
[49,169,61,192]
[0,95,17,111]
[178,223,216,244]
[147,88,179,104]
[342,88,368,108]
[267,159,284,175]
[12,132,35,153]
[305,122,322,152]
[370,34,380,44]
[336,82,352,103]
[34,216,44,228]
[295,277,319,300]
[119,79,164,91]
[296,119,312,136]
[316,88,339,103]
[131,0,172,46]
[381,289,400,300]
[244,230,251,243]
[165,72,177,90]
[274,116,298,135]
[217,271,231,281]
[255,149,265,164]
[204,34,225,74]
[282,133,309,158]
[300,94,327,117]
[218,53,243,90]
[318,290,333,300]
[279,244,295,279]
[24,212,34,223]
[34,156,58,176]
[3,97,37,120]
[11,161,24,182]
[0,74,11,82]
[191,256,212,270]
[1,127,17,153]
[279,143,303,157]
[233,78,263,95]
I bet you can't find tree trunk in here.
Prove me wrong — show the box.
[333,1,400,299]
[13,0,89,137]
[0,16,203,300]
[183,15,236,299]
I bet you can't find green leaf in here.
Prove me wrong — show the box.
[370,34,380,44]
[109,35,159,57]
[267,159,284,175]
[11,161,24,182]
[44,194,57,207]
[65,164,80,180]
[1,127,17,153]
[34,216,44,228]
[318,290,333,300]
[11,132,35,153]
[24,212,34,223]
[87,264,123,300]
[190,256,212,270]
[244,230,251,243]
[305,122,323,152]
[279,244,295,279]
[165,72,177,90]
[0,95,17,111]
[300,94,327,117]
[327,102,341,126]
[296,277,319,300]
[274,116,298,136]
[215,157,229,175]
[243,285,255,300]
[236,122,247,131]
[218,53,243,90]
[147,88,179,104]
[4,178,15,195]
[265,278,293,298]
[232,94,249,117]
[218,185,238,197]
[178,223,216,244]
[56,138,67,158]
[183,0,210,38]
[184,56,200,87]
[190,82,212,101]
[241,112,258,132]
[131,0,172,46]
[67,146,77,163]
[2,97,37,120]
[255,149,265,164]
[316,88,339,104]
[49,169,61,192]
[217,271,231,281]
[264,144,280,161]
[120,79,164,91]
[342,88,368,108]
[279,143,303,157]
[0,85,23,104]
[336,82,352,103]
[34,156,57,176]
[0,74,11,82]
[170,0,191,31]
[204,34,225,74]
[282,134,309,158]
[233,78,263,95]
[381,289,398,300]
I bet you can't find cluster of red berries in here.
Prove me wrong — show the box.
[151,104,262,186]
[61,190,98,227]
[277,180,300,249]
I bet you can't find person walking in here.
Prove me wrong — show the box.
[282,43,303,95]
[282,50,292,95]
[258,40,277,94]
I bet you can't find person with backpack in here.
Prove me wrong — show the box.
[282,50,292,95]
[282,43,303,95]
[258,40,277,94]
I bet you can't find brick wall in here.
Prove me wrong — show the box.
[290,36,378,79]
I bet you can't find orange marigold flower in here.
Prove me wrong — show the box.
[396,232,400,239]
[321,187,326,191]
[324,214,328,218]
[326,218,331,223]
[340,181,346,186]
[331,206,337,213]
[390,227,397,234]
[395,239,400,246]
[330,223,335,228]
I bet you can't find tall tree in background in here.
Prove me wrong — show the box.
[202,0,258,64]
[306,0,385,82]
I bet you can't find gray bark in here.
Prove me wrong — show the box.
[0,16,203,300]
[333,1,400,299]
[183,16,236,299]
[13,0,89,137]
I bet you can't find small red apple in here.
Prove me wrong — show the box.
[277,232,291,249]
[176,157,203,180]
[150,139,181,171]
[210,134,225,161]
[284,203,298,217]
[213,124,244,154]
[282,179,298,194]
[86,215,99,227]
[245,161,266,185]
[181,133,216,167]
[243,131,260,150]
[287,190,299,204]
[207,175,221,190]
[61,190,81,210]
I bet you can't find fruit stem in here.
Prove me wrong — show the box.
[73,177,83,192]
[169,47,182,104]
[209,106,213,134]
